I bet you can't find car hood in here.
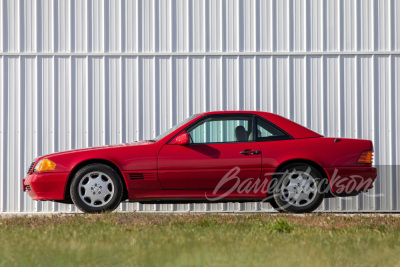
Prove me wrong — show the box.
[35,140,155,161]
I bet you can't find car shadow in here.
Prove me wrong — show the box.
[186,144,221,159]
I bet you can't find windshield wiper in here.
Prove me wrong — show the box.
[145,139,157,142]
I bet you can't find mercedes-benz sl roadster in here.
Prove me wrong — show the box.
[23,111,377,213]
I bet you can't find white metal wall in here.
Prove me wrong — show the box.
[0,0,399,212]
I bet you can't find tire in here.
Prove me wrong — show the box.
[70,163,123,213]
[268,198,285,213]
[273,163,326,213]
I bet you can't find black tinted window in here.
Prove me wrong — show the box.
[256,118,290,141]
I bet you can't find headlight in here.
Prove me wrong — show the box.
[34,159,57,172]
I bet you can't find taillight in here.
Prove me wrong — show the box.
[357,150,373,164]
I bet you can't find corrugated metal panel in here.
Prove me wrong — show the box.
[0,0,399,212]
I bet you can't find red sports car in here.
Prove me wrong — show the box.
[23,111,377,213]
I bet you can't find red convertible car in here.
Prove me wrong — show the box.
[23,111,377,213]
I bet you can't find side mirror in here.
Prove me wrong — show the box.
[169,132,190,145]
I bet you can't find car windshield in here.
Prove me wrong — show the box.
[151,114,200,142]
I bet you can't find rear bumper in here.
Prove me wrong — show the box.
[23,172,70,200]
[326,167,377,194]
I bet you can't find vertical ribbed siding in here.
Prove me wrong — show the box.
[0,0,399,212]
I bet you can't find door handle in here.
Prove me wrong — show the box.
[240,150,261,155]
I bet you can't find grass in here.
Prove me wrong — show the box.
[1,213,400,267]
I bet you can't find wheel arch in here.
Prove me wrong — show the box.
[272,158,330,192]
[64,159,129,203]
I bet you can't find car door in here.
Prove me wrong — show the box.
[157,115,262,190]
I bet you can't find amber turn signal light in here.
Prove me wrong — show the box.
[36,159,57,172]
[357,151,373,164]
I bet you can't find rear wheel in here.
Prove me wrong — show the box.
[273,163,326,213]
[70,164,123,213]
[268,198,284,213]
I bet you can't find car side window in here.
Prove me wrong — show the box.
[256,118,290,141]
[187,117,252,144]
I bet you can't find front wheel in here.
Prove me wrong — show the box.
[70,164,123,213]
[273,163,326,213]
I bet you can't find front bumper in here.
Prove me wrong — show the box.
[326,166,378,194]
[23,172,70,200]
